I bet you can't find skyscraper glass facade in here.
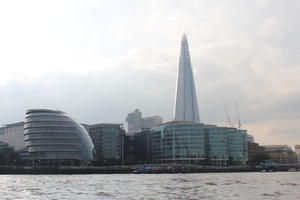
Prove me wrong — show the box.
[174,34,200,123]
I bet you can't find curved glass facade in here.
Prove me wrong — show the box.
[151,121,205,164]
[24,109,94,165]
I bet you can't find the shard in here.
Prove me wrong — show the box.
[173,34,200,123]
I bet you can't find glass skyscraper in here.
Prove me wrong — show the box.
[174,34,200,123]
[151,34,248,166]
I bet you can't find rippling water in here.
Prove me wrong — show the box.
[0,172,300,199]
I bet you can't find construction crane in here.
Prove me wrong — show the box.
[224,107,234,127]
[235,101,241,129]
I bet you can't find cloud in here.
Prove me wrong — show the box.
[0,0,299,147]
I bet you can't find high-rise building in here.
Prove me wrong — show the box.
[142,116,163,129]
[150,34,248,166]
[174,34,200,123]
[126,109,162,135]
[126,109,142,134]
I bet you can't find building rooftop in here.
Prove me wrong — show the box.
[26,109,65,114]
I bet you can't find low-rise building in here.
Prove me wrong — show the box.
[263,145,297,164]
[152,121,205,164]
[24,109,94,166]
[151,121,248,166]
[86,123,124,164]
[124,129,152,164]
[0,127,4,135]
[247,142,266,164]
[204,125,228,166]
[0,122,25,150]
[295,145,300,163]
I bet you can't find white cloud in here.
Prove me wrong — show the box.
[0,0,299,146]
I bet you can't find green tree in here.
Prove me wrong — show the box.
[0,146,19,166]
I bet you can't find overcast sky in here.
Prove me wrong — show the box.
[0,0,299,147]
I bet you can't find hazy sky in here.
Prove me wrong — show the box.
[0,0,299,147]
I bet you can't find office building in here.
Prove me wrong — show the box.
[295,145,300,163]
[151,123,248,165]
[247,134,254,143]
[126,109,142,134]
[247,142,266,164]
[24,109,94,166]
[263,145,297,164]
[173,33,200,123]
[0,127,4,135]
[227,128,248,164]
[0,122,25,150]
[142,116,163,129]
[152,121,206,164]
[204,125,229,165]
[150,34,248,165]
[86,123,124,163]
[126,109,162,135]
[124,129,153,164]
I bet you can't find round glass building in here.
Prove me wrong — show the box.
[24,109,94,166]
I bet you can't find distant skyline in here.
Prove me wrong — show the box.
[0,0,299,147]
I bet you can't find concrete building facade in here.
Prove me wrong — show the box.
[126,109,162,135]
[263,145,297,164]
[247,142,266,164]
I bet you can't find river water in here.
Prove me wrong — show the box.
[0,172,299,200]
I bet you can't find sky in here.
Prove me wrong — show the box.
[0,0,299,147]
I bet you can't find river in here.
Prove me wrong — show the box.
[0,172,299,199]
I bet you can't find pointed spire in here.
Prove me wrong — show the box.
[181,33,187,41]
[173,34,200,123]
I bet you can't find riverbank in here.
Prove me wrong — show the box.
[0,165,276,174]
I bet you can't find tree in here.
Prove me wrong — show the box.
[0,146,19,166]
